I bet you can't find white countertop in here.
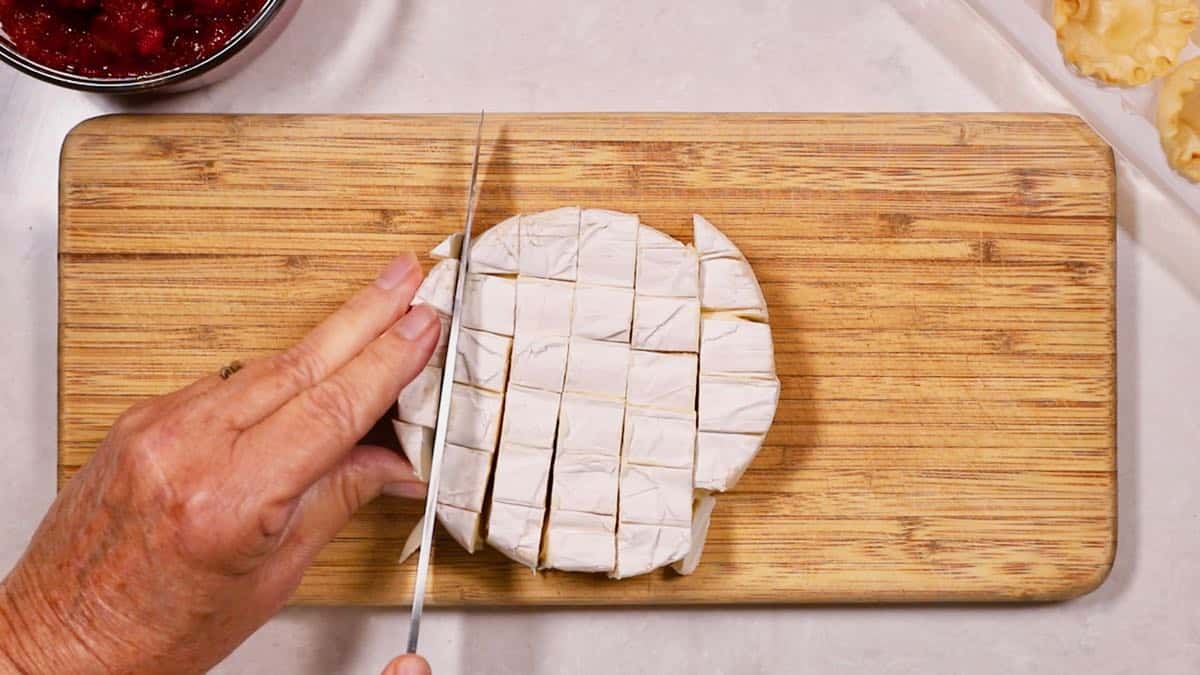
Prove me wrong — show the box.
[2,1,1198,673]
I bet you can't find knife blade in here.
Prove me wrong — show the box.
[406,111,485,654]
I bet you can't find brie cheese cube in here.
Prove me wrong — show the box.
[618,464,692,527]
[446,384,503,451]
[391,420,433,482]
[519,207,580,281]
[635,245,699,297]
[692,214,741,260]
[638,224,684,249]
[694,431,764,492]
[699,257,768,320]
[625,351,697,411]
[672,493,717,575]
[428,313,452,368]
[622,407,696,470]
[491,443,553,507]
[542,510,616,573]
[397,365,442,428]
[698,374,780,435]
[499,385,562,449]
[413,258,459,316]
[631,295,700,353]
[563,337,630,399]
[509,333,569,392]
[700,318,774,376]
[470,215,520,274]
[550,453,619,516]
[612,523,690,579]
[515,276,574,337]
[462,274,516,337]
[437,443,493,513]
[431,233,462,260]
[453,328,512,393]
[437,503,481,553]
[571,284,634,342]
[577,209,638,288]
[556,394,625,456]
[486,501,544,569]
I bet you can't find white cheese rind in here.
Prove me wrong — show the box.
[694,431,765,492]
[515,276,574,337]
[699,257,768,320]
[577,209,638,287]
[446,384,504,451]
[486,501,544,569]
[490,443,553,507]
[618,464,693,527]
[453,328,512,393]
[631,295,700,353]
[698,375,780,435]
[499,385,562,449]
[671,493,717,575]
[437,503,481,553]
[692,214,741,260]
[431,233,462,260]
[700,318,774,376]
[542,510,616,573]
[391,420,433,482]
[519,207,580,281]
[612,523,690,579]
[622,407,696,470]
[571,284,634,342]
[638,224,684,249]
[625,350,697,411]
[563,337,631,399]
[556,394,625,457]
[461,274,516,337]
[635,245,699,297]
[413,258,459,316]
[437,443,493,513]
[470,215,520,274]
[550,453,619,516]
[509,333,569,393]
[396,365,443,428]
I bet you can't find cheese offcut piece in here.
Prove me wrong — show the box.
[542,510,616,573]
[519,207,580,281]
[446,384,503,451]
[550,453,619,516]
[671,492,716,576]
[437,503,481,554]
[632,295,700,353]
[613,523,690,579]
[699,257,768,321]
[486,501,544,569]
[571,284,634,342]
[490,443,553,507]
[692,214,741,260]
[636,245,699,297]
[622,407,696,469]
[557,394,625,456]
[397,365,443,428]
[437,444,493,513]
[391,420,433,482]
[694,431,764,492]
[618,464,693,527]
[698,374,780,435]
[626,350,697,411]
[413,258,458,316]
[431,233,462,260]
[509,333,569,392]
[515,276,574,337]
[453,328,512,393]
[399,515,424,565]
[564,337,630,399]
[500,385,562,449]
[470,215,520,274]
[428,313,452,368]
[461,273,516,337]
[700,318,775,376]
[577,209,638,287]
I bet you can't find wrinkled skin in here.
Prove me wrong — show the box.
[0,255,436,675]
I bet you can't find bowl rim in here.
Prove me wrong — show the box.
[0,0,291,93]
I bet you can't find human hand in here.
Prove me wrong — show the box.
[0,254,439,674]
[381,653,433,675]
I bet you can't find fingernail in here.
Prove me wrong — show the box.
[375,254,418,290]
[382,481,427,500]
[393,304,437,340]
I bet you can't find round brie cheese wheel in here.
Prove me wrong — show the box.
[394,208,778,578]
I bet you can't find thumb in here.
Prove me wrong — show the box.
[382,653,432,675]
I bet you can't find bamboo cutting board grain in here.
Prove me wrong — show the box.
[58,114,1116,605]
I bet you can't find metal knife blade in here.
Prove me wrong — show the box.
[406,111,485,653]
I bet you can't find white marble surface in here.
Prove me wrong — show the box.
[2,1,1198,673]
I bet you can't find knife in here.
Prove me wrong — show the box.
[406,111,485,653]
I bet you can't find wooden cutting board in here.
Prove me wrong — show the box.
[58,113,1115,605]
